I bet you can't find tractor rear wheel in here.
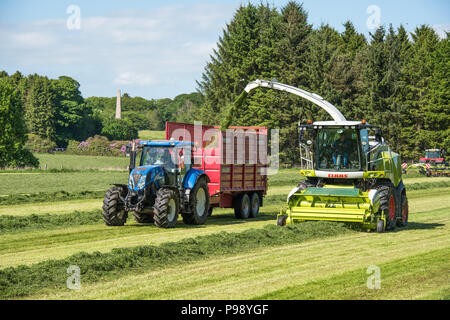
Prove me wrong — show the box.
[397,192,408,227]
[377,182,397,231]
[133,211,154,224]
[182,178,210,225]
[153,188,179,228]
[102,187,128,226]
[249,192,260,218]
[234,193,250,219]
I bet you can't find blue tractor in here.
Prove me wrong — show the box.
[102,140,210,228]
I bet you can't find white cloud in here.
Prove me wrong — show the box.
[114,72,158,86]
[432,24,449,39]
[0,3,235,98]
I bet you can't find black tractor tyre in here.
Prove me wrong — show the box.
[249,192,260,218]
[396,192,408,227]
[208,207,213,217]
[377,182,397,231]
[182,178,210,225]
[153,188,179,228]
[234,193,250,219]
[376,219,385,233]
[102,187,128,226]
[133,211,154,224]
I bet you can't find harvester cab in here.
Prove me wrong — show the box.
[102,140,211,228]
[237,79,408,233]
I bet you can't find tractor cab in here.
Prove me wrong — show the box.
[138,141,193,187]
[420,149,445,164]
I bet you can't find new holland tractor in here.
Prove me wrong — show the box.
[102,140,210,228]
[239,79,408,233]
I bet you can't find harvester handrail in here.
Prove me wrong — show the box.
[244,79,347,122]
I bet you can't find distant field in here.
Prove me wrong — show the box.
[138,130,165,140]
[35,154,129,171]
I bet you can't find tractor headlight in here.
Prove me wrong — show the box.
[137,176,146,189]
[128,176,133,188]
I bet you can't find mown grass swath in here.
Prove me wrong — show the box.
[0,222,356,298]
[0,210,102,234]
[255,248,450,300]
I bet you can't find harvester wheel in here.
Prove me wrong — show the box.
[249,193,260,218]
[133,211,154,224]
[277,215,287,227]
[397,192,408,227]
[377,182,397,231]
[234,193,250,219]
[102,187,128,226]
[182,178,209,225]
[376,219,385,233]
[154,188,179,228]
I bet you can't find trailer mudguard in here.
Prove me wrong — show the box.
[183,168,210,189]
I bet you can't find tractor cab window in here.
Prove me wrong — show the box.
[140,147,177,169]
[425,150,441,159]
[316,128,362,171]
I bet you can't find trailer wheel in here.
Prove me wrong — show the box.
[396,192,408,227]
[182,178,209,225]
[154,188,179,228]
[234,193,250,219]
[102,187,128,226]
[249,193,260,218]
[377,182,397,231]
[133,211,154,224]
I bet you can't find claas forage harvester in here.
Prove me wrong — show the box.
[239,79,408,233]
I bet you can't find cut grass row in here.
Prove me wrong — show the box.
[0,210,102,235]
[0,222,357,298]
[256,248,450,300]
[23,207,450,300]
[0,187,447,268]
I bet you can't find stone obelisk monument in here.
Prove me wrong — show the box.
[115,89,122,119]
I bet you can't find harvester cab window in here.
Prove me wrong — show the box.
[317,128,361,171]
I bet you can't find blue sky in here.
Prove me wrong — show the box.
[0,0,449,99]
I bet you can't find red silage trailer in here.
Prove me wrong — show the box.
[166,122,268,218]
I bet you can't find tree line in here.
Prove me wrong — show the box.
[0,71,203,166]
[197,2,449,164]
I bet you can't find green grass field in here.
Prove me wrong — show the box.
[138,130,165,141]
[35,154,129,171]
[0,154,448,300]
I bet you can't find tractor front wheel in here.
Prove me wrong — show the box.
[102,187,128,226]
[154,188,179,228]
